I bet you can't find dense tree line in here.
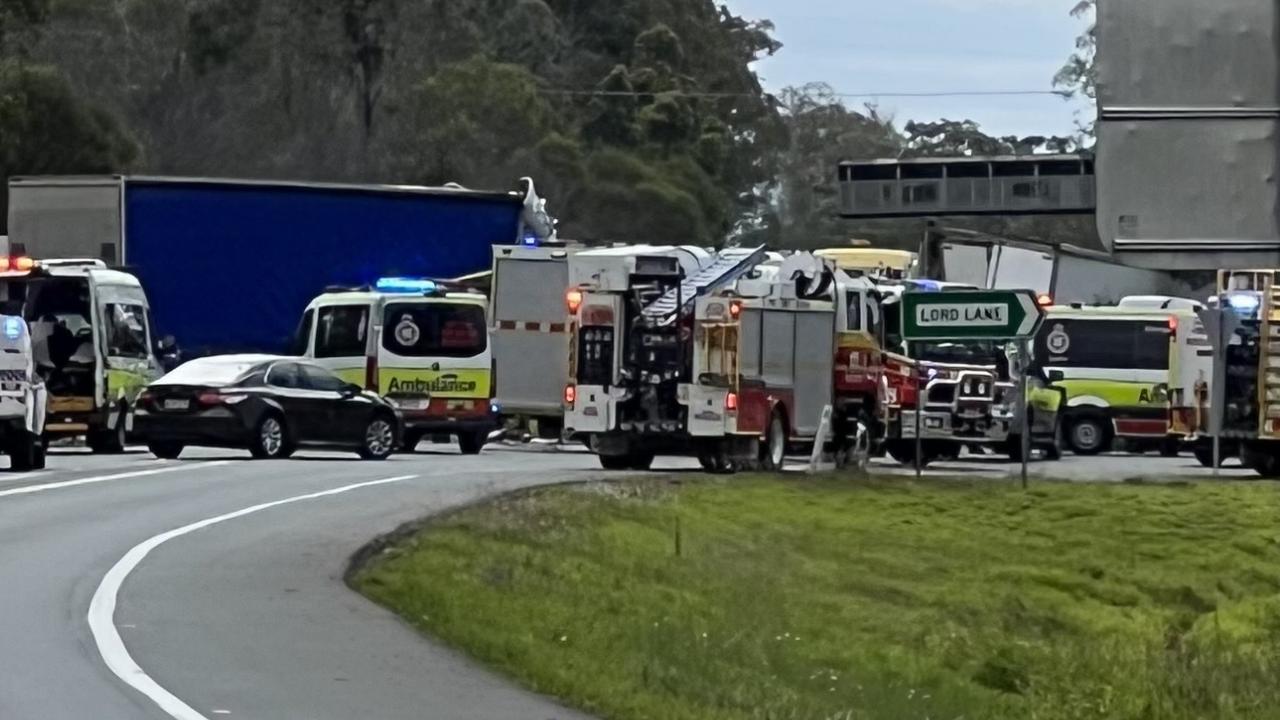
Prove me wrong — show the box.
[1,0,1093,248]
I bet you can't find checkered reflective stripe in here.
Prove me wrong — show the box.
[495,321,568,333]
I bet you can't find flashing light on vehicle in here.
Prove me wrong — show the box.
[725,392,739,414]
[1168,315,1179,332]
[2,317,20,340]
[729,301,743,319]
[1037,294,1053,307]
[564,384,577,408]
[912,279,942,292]
[566,288,584,315]
[0,256,34,273]
[490,401,502,415]
[521,232,540,247]
[1226,292,1262,315]
[375,277,438,294]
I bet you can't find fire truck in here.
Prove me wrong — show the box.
[563,247,875,472]
[1196,270,1280,476]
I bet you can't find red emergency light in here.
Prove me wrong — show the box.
[564,384,577,407]
[725,392,739,414]
[565,289,584,315]
[0,257,34,273]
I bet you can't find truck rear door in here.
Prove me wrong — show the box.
[491,247,570,418]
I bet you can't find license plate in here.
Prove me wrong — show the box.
[396,397,430,411]
[163,399,190,411]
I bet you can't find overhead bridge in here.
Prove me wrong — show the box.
[838,155,1096,219]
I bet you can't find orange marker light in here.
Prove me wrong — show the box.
[13,257,34,272]
[564,384,577,407]
[1036,294,1053,307]
[0,258,10,273]
[565,288,584,315]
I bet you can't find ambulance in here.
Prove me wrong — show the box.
[0,258,166,452]
[1033,304,1201,456]
[295,278,497,454]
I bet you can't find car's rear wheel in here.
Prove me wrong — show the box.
[458,430,487,456]
[359,415,396,460]
[249,414,290,460]
[148,442,184,460]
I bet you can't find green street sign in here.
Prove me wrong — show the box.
[902,289,1044,341]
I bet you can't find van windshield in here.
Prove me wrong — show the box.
[383,302,487,358]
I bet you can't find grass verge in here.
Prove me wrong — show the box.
[352,475,1280,720]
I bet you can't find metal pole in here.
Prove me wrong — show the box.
[915,367,924,480]
[1019,339,1031,490]
[1213,297,1225,478]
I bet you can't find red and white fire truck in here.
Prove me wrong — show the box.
[563,247,875,472]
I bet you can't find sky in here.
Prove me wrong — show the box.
[725,0,1094,138]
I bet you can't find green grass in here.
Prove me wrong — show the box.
[352,476,1280,720]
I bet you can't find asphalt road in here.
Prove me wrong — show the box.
[0,443,1253,720]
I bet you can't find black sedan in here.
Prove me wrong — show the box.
[134,355,401,460]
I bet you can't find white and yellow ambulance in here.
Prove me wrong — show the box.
[294,278,496,454]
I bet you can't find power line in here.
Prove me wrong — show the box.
[539,88,1068,99]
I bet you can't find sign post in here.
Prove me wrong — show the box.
[901,289,1046,484]
[1198,302,1243,478]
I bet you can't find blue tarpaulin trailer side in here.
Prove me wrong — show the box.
[7,176,528,356]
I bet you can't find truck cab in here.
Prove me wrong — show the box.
[0,258,163,452]
[295,278,497,454]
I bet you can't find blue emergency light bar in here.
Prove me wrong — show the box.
[376,277,439,294]
[1226,292,1262,315]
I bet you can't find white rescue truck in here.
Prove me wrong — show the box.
[0,314,48,470]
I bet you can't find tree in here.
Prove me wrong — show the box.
[0,61,136,231]
[1054,0,1097,137]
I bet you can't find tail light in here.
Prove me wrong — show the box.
[137,390,154,408]
[564,384,577,408]
[365,356,379,391]
[197,390,247,406]
[566,289,584,315]
[1168,316,1178,332]
[725,392,739,414]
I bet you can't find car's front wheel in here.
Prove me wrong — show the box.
[249,414,292,460]
[359,415,397,461]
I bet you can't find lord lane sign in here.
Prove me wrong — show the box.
[902,289,1043,341]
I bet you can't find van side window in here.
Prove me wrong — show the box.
[315,306,368,358]
[845,292,863,332]
[105,304,149,359]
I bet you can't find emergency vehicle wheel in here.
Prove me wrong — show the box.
[148,442,184,460]
[1241,442,1280,478]
[599,454,631,471]
[628,451,655,471]
[8,431,44,472]
[697,442,735,474]
[89,409,128,455]
[1067,415,1111,456]
[458,430,488,456]
[1193,443,1219,468]
[759,413,786,472]
[1159,438,1182,458]
[401,431,424,452]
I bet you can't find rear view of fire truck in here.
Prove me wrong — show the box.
[1207,270,1280,476]
[564,246,767,470]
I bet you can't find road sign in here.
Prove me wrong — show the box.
[902,290,1043,341]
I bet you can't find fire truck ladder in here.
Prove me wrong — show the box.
[641,246,768,324]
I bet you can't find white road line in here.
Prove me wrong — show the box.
[88,474,419,720]
[0,462,230,499]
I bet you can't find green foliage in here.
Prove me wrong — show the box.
[1054,0,1097,138]
[357,475,1280,720]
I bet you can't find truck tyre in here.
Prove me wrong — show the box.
[458,430,488,456]
[1159,437,1182,458]
[1193,442,1220,468]
[249,414,292,459]
[1241,442,1280,478]
[628,451,656,471]
[698,442,735,474]
[1004,436,1026,463]
[599,454,631,471]
[1067,415,1111,456]
[759,412,786,472]
[148,442,184,460]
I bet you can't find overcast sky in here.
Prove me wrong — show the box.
[725,0,1094,138]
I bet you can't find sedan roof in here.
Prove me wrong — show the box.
[155,354,294,386]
